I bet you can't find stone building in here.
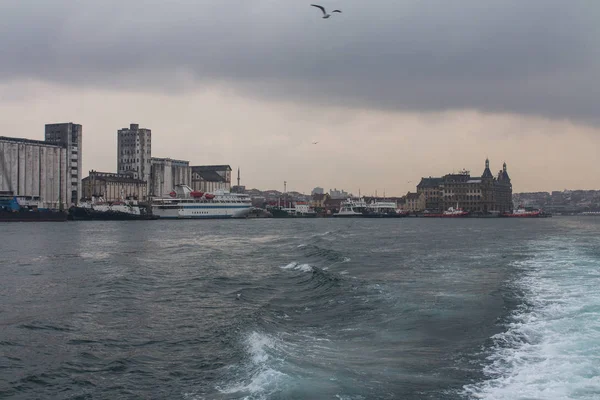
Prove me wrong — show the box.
[417,177,443,211]
[45,122,83,205]
[82,171,147,202]
[420,159,513,213]
[150,157,192,197]
[117,123,152,185]
[0,136,68,209]
[191,165,232,193]
[404,192,425,212]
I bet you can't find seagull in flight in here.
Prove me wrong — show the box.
[312,141,319,144]
[311,4,342,19]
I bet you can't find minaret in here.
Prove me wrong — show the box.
[237,167,240,187]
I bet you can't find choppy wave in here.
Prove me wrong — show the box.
[217,331,290,400]
[463,238,600,400]
[280,262,314,273]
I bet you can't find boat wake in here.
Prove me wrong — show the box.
[463,237,600,399]
[216,331,290,400]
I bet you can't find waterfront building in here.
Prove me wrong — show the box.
[418,159,513,213]
[117,123,152,186]
[82,171,147,202]
[417,177,443,211]
[150,157,192,197]
[45,122,83,206]
[0,137,68,209]
[191,165,232,193]
[404,192,426,212]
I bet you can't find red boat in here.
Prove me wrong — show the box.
[190,191,204,198]
[205,193,215,200]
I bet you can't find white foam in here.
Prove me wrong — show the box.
[464,238,600,400]
[280,262,313,273]
[281,262,298,270]
[217,331,289,399]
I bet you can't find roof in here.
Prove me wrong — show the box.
[84,171,146,184]
[0,136,64,148]
[417,177,443,188]
[192,165,232,172]
[151,157,190,166]
[406,192,422,200]
[193,170,226,182]
[467,179,482,184]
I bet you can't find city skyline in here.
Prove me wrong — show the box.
[1,1,600,195]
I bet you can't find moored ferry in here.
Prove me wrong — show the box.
[422,206,469,218]
[334,198,368,217]
[151,185,252,219]
[501,208,551,218]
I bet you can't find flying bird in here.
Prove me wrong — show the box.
[312,141,319,144]
[311,4,342,19]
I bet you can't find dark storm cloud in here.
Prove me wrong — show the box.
[1,0,599,120]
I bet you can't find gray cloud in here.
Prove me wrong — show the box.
[1,0,599,120]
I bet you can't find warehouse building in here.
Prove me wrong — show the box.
[0,137,68,210]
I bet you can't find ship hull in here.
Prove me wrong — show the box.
[0,210,68,222]
[151,204,251,219]
[68,207,158,221]
[421,213,469,218]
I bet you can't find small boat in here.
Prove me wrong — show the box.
[362,200,407,218]
[501,208,551,218]
[334,198,368,217]
[422,206,469,218]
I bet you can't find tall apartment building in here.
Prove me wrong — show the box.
[117,123,151,187]
[44,122,82,206]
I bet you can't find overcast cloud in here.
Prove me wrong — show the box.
[1,0,599,121]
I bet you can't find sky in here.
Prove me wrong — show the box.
[1,0,599,195]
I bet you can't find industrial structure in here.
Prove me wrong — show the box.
[150,157,192,197]
[191,165,232,193]
[82,171,147,201]
[0,137,69,209]
[45,122,83,206]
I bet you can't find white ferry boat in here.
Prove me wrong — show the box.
[151,185,252,219]
[334,198,368,217]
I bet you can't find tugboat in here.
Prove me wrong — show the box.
[69,196,157,220]
[0,195,68,222]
